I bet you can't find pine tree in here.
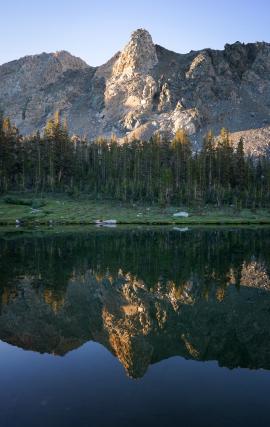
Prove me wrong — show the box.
[235,137,245,189]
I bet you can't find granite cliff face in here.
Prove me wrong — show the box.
[1,29,270,150]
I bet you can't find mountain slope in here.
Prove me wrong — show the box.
[1,29,270,151]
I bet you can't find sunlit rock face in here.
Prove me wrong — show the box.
[1,31,270,152]
[112,29,158,78]
[103,30,159,131]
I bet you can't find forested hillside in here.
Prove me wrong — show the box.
[0,112,270,207]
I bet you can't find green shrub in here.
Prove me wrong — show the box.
[3,196,32,206]
[3,196,46,209]
[31,199,46,209]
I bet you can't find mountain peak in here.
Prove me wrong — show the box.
[129,28,153,43]
[1,32,270,153]
[112,28,158,77]
[52,50,89,70]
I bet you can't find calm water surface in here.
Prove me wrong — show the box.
[0,226,270,427]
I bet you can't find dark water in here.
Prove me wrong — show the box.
[0,226,270,427]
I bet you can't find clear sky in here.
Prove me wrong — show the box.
[1,0,270,66]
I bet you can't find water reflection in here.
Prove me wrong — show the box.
[0,227,270,378]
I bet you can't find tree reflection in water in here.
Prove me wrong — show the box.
[0,227,270,378]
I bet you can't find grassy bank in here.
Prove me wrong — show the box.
[0,194,269,226]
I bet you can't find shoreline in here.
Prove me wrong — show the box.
[0,195,270,226]
[1,219,270,226]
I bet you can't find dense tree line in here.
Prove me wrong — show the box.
[0,112,270,207]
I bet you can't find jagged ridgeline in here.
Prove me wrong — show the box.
[1,228,270,378]
[1,29,270,153]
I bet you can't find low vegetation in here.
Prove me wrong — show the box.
[3,196,46,208]
[0,194,269,225]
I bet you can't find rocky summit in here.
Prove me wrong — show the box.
[1,29,270,151]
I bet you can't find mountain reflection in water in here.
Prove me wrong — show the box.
[0,227,270,379]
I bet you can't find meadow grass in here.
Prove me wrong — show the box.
[0,194,269,225]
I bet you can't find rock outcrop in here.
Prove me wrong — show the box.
[1,29,270,152]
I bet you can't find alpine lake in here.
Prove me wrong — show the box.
[0,225,270,427]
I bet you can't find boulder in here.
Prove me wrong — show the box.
[173,212,189,218]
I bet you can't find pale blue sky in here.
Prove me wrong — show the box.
[1,0,269,66]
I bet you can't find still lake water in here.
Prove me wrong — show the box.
[0,226,270,427]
